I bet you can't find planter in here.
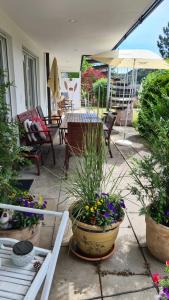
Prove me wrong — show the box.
[146,215,169,263]
[0,223,41,246]
[69,203,122,258]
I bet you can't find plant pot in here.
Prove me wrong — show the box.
[69,202,122,258]
[0,223,41,246]
[146,215,169,262]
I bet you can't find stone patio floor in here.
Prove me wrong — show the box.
[20,123,163,300]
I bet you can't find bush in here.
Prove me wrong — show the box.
[93,78,108,107]
[138,70,169,138]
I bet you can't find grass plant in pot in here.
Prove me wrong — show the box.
[0,69,47,245]
[131,118,169,262]
[66,125,125,260]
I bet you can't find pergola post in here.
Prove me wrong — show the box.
[106,65,111,110]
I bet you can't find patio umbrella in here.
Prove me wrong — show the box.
[47,57,60,110]
[91,49,169,146]
[91,49,169,69]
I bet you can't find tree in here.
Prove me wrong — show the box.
[157,22,169,59]
[81,56,92,73]
[81,67,105,93]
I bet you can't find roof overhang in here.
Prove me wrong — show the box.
[0,0,164,71]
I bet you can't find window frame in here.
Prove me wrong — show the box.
[23,48,39,109]
[0,33,12,117]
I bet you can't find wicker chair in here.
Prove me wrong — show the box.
[104,113,116,158]
[64,122,102,174]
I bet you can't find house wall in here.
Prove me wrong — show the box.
[0,9,47,117]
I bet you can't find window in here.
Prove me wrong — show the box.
[0,34,11,116]
[23,49,38,109]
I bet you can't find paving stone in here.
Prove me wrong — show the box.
[49,247,101,300]
[143,247,165,276]
[39,226,54,250]
[101,275,157,300]
[42,197,58,226]
[53,217,72,246]
[100,228,147,274]
[127,213,146,245]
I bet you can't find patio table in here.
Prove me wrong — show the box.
[60,112,108,143]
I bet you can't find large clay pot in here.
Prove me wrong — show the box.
[0,223,41,246]
[69,203,122,257]
[146,215,169,263]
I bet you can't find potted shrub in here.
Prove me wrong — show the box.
[131,119,169,262]
[66,126,125,259]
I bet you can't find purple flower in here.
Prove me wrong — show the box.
[107,202,114,210]
[166,210,169,217]
[163,288,169,299]
[24,200,29,207]
[29,202,34,208]
[120,199,126,209]
[42,203,47,209]
[44,200,47,205]
[104,212,111,218]
[25,212,33,217]
[95,193,100,198]
[39,214,44,220]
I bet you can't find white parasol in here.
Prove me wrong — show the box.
[91,49,169,146]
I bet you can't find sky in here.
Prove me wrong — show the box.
[120,0,169,55]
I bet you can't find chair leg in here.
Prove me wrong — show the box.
[36,158,40,176]
[64,146,70,177]
[51,142,56,165]
[108,139,113,158]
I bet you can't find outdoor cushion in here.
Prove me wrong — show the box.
[32,117,49,136]
[23,119,33,142]
[31,121,47,141]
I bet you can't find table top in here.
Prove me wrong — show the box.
[60,112,108,130]
[0,242,49,299]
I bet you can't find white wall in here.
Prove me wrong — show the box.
[0,9,47,117]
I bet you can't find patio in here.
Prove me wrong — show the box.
[20,122,161,300]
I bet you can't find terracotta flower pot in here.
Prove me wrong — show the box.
[69,203,123,258]
[146,215,169,263]
[0,223,41,246]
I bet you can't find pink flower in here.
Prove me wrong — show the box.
[152,273,160,284]
[166,261,169,266]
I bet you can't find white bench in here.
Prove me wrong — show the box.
[0,203,69,300]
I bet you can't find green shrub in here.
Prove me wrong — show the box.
[138,70,169,138]
[93,78,107,107]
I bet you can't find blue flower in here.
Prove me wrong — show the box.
[24,200,29,207]
[166,210,169,217]
[163,287,169,299]
[29,202,34,208]
[104,212,111,218]
[120,199,126,208]
[107,202,114,210]
[25,212,33,217]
